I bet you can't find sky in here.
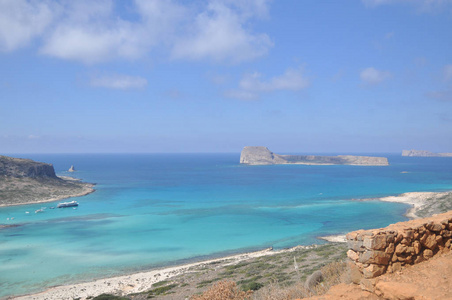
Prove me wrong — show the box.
[0,0,451,154]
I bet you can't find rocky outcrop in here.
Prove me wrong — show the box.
[0,155,57,178]
[346,211,452,286]
[0,155,94,207]
[402,150,452,157]
[240,146,389,166]
[240,146,287,165]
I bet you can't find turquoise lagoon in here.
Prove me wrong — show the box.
[1,153,452,298]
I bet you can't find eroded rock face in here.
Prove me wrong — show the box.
[239,146,286,165]
[240,146,389,166]
[0,155,95,206]
[0,155,57,178]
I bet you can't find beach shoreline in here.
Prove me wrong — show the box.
[11,245,318,300]
[0,176,95,208]
[7,189,452,299]
[375,190,452,219]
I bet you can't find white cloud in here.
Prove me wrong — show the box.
[360,67,392,85]
[444,64,452,81]
[0,0,273,64]
[39,0,150,64]
[0,0,54,52]
[226,67,309,100]
[171,1,272,63]
[90,74,148,89]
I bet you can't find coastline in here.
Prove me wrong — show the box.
[0,176,95,207]
[12,245,318,300]
[376,190,452,219]
[318,190,452,242]
[7,189,452,299]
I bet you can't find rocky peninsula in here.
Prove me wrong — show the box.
[402,150,452,157]
[240,146,389,166]
[0,155,94,207]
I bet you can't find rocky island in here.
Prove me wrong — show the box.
[0,155,94,206]
[240,146,389,166]
[402,150,452,157]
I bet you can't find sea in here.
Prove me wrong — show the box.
[1,153,452,298]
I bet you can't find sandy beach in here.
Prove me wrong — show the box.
[377,191,452,219]
[12,245,317,300]
[318,235,347,243]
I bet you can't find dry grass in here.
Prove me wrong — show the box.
[251,281,311,300]
[250,260,349,300]
[188,259,349,300]
[190,280,253,300]
[312,261,349,295]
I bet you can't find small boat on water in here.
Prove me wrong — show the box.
[35,208,45,213]
[57,201,79,208]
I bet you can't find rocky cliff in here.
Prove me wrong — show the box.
[0,155,57,178]
[240,146,389,166]
[402,150,452,157]
[0,155,94,207]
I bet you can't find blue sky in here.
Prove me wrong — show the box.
[0,0,451,153]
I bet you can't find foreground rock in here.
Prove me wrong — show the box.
[402,149,452,157]
[346,211,452,295]
[305,211,452,300]
[307,248,452,300]
[0,155,94,207]
[240,146,389,166]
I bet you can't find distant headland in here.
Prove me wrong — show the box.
[0,155,94,207]
[240,146,389,166]
[402,150,452,157]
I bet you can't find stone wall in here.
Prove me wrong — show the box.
[346,211,452,285]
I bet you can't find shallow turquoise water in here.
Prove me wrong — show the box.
[1,153,451,298]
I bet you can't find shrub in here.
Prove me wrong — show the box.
[147,283,178,297]
[191,280,253,300]
[92,294,129,300]
[241,281,264,291]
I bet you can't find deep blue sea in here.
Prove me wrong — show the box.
[1,153,452,298]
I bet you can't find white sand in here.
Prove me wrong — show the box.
[317,190,452,242]
[12,245,316,300]
[378,191,451,219]
[318,235,347,243]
